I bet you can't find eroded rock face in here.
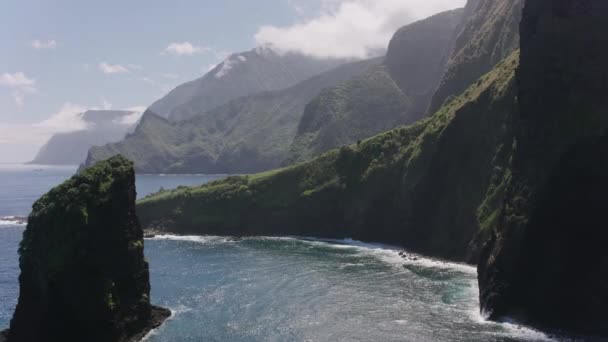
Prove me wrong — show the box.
[428,0,523,114]
[5,156,169,342]
[478,0,608,336]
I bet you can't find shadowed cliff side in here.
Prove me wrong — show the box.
[3,156,169,342]
[428,0,523,114]
[478,0,608,337]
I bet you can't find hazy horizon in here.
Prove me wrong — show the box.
[0,0,464,163]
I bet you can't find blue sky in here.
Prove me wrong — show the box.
[0,0,464,162]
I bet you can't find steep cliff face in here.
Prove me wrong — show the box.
[428,0,522,114]
[285,65,411,164]
[286,9,463,165]
[149,47,347,121]
[478,0,608,336]
[138,52,519,262]
[5,156,169,342]
[85,59,380,174]
[385,9,464,114]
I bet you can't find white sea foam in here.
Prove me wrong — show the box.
[143,234,572,341]
[147,234,236,245]
[293,236,477,275]
[148,235,477,274]
[0,216,26,226]
[467,307,564,342]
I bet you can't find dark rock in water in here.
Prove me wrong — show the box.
[478,0,608,337]
[5,155,169,342]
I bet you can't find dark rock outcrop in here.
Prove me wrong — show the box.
[428,0,523,114]
[4,156,169,342]
[478,0,608,336]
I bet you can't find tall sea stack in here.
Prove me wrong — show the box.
[478,0,608,337]
[2,156,169,342]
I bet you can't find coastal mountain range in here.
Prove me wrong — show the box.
[11,0,607,339]
[137,0,608,337]
[83,1,523,174]
[149,47,349,122]
[83,8,467,173]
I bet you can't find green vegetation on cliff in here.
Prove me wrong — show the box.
[286,9,463,165]
[428,0,523,114]
[7,156,169,342]
[478,0,608,336]
[138,52,519,262]
[86,9,465,174]
[286,65,411,164]
[86,59,380,174]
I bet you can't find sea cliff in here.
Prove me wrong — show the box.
[478,0,608,336]
[2,156,169,342]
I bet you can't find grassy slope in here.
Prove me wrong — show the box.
[286,65,411,164]
[138,52,519,262]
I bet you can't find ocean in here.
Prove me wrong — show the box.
[0,164,556,341]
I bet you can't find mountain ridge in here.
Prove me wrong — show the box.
[149,47,348,122]
[85,58,381,174]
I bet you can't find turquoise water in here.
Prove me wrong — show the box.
[0,164,556,341]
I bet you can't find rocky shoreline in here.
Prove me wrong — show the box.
[123,306,172,342]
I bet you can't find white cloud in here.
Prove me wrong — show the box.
[31,39,57,50]
[214,55,249,79]
[99,62,130,74]
[0,103,145,162]
[128,64,144,70]
[34,102,90,133]
[12,92,24,108]
[204,64,218,73]
[0,72,36,90]
[139,77,157,85]
[0,103,145,145]
[102,99,113,110]
[0,102,89,145]
[161,73,179,79]
[0,72,37,106]
[255,0,465,59]
[163,42,209,56]
[115,106,146,125]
